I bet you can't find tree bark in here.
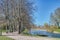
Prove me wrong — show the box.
[18,21,21,34]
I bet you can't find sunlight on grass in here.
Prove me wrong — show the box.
[55,29,60,32]
[0,36,14,40]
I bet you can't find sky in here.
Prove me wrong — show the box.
[33,0,60,26]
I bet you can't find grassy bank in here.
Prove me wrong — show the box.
[0,36,14,40]
[55,29,60,32]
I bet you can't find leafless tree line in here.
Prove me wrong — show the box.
[50,8,60,28]
[0,0,35,34]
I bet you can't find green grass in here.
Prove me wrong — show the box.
[2,30,6,32]
[55,29,60,32]
[0,36,14,40]
[22,29,31,36]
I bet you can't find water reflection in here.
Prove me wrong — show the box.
[30,29,60,38]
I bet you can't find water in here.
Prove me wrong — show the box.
[29,29,60,38]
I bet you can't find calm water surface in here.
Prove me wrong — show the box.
[30,29,60,38]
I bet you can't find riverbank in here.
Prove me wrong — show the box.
[2,32,60,40]
[54,31,60,33]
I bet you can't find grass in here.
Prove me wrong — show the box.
[0,36,14,40]
[55,29,60,32]
[22,29,32,36]
[2,30,6,32]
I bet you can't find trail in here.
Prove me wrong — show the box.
[2,32,58,40]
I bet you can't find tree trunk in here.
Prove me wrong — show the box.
[18,21,21,34]
[6,25,9,33]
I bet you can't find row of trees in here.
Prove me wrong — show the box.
[0,0,35,34]
[50,8,60,28]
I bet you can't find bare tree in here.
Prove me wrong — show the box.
[0,0,35,34]
[17,0,35,34]
[50,8,60,28]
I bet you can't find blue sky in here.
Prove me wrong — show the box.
[33,0,60,26]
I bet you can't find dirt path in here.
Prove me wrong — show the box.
[2,32,59,40]
[7,35,56,40]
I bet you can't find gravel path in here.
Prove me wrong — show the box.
[2,32,59,40]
